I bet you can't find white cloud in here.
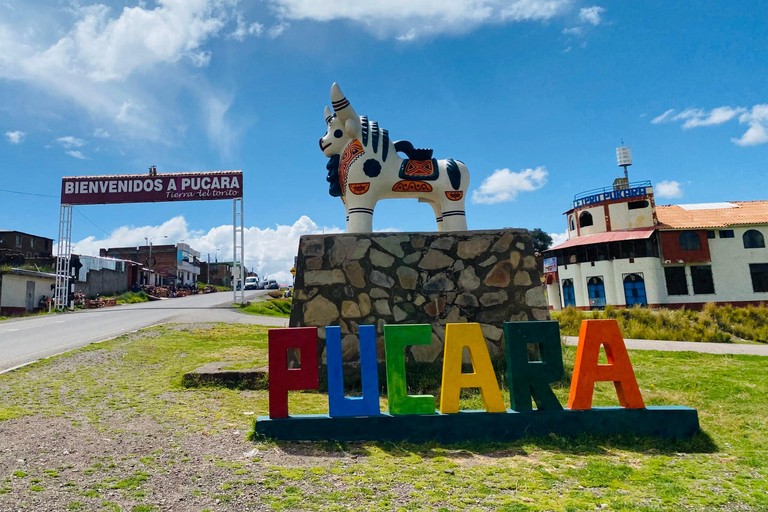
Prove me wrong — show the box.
[655,180,682,199]
[94,128,110,138]
[0,0,242,149]
[578,5,604,25]
[269,0,571,38]
[652,104,768,147]
[550,231,569,247]
[229,13,264,41]
[471,166,548,204]
[5,130,25,144]
[562,26,582,36]
[68,215,342,286]
[66,150,89,160]
[651,109,675,124]
[732,104,768,147]
[56,136,88,148]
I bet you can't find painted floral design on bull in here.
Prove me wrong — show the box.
[320,83,469,233]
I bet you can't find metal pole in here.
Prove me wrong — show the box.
[240,197,245,303]
[148,243,153,286]
[233,198,237,304]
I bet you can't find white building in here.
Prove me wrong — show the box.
[543,180,768,310]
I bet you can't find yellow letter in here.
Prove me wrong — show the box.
[440,323,506,414]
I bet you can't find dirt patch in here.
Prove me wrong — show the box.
[0,413,362,511]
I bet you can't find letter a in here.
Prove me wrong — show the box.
[567,319,645,410]
[440,323,505,414]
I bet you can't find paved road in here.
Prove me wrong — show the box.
[562,335,768,356]
[0,290,288,373]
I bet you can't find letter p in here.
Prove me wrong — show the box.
[268,327,319,419]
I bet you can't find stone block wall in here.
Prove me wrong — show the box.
[289,229,549,369]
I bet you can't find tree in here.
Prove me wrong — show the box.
[530,228,553,254]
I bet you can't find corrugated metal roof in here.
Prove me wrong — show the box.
[656,201,768,229]
[549,227,656,251]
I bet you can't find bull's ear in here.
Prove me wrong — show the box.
[345,116,362,139]
[324,106,332,122]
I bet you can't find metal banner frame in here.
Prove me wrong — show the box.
[55,171,245,310]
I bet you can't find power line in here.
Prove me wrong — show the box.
[73,207,111,236]
[0,188,58,198]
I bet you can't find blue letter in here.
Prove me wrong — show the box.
[327,325,381,417]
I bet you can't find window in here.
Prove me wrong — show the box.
[691,266,715,294]
[579,211,594,228]
[30,238,35,248]
[570,216,575,231]
[0,234,3,243]
[628,200,649,210]
[16,234,21,247]
[750,264,768,293]
[679,231,701,251]
[719,230,734,239]
[664,267,688,295]
[743,229,765,249]
[707,230,716,239]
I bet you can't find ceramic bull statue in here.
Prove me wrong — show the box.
[320,83,469,233]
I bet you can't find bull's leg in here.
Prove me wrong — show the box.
[439,196,467,231]
[346,198,376,233]
[425,201,444,231]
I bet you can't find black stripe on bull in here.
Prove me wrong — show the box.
[446,158,461,191]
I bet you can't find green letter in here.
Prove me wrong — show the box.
[504,321,564,411]
[384,324,436,415]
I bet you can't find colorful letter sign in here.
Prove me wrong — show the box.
[255,320,698,443]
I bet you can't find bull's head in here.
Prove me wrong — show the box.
[319,83,361,157]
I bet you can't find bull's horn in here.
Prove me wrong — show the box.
[330,82,360,136]
[331,83,357,118]
[324,106,333,123]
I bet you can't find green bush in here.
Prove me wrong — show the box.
[114,291,149,304]
[239,298,292,317]
[552,303,768,343]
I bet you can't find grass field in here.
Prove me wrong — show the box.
[0,324,766,511]
[238,299,291,317]
[553,303,768,343]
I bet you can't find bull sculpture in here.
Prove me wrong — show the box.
[320,83,469,233]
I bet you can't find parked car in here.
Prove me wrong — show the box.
[245,277,258,290]
[267,280,279,289]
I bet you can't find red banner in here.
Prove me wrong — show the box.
[61,171,243,205]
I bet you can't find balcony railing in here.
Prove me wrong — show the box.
[573,180,652,202]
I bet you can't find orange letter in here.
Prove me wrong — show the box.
[567,319,645,410]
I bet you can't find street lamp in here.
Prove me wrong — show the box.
[145,235,167,286]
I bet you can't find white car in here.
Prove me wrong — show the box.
[245,277,258,290]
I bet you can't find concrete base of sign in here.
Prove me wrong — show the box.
[252,406,700,443]
[182,362,268,390]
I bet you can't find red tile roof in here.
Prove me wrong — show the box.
[549,228,656,251]
[656,201,768,229]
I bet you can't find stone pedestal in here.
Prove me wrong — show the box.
[289,229,549,369]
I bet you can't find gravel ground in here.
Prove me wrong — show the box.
[0,411,372,511]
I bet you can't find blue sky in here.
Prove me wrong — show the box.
[1,0,766,281]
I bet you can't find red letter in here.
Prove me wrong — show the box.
[567,320,645,410]
[268,327,319,418]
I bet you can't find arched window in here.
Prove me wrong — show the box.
[579,211,593,228]
[570,216,575,231]
[743,229,765,249]
[562,279,575,307]
[679,231,701,251]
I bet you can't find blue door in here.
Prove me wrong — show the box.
[587,277,606,309]
[624,274,647,306]
[562,279,575,308]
